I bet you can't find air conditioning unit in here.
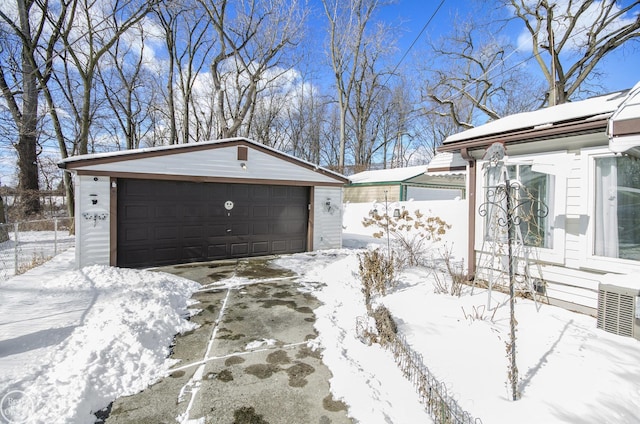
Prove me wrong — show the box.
[597,282,640,341]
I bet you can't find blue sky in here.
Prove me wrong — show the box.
[310,0,639,93]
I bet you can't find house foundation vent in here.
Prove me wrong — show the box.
[597,283,640,340]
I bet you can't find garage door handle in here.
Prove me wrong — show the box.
[226,229,232,233]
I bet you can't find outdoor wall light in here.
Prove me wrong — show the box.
[393,208,400,218]
[240,162,247,170]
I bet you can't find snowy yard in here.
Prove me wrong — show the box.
[1,201,639,423]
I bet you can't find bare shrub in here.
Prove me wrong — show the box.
[358,249,396,312]
[16,252,52,275]
[362,209,451,267]
[432,247,467,297]
[461,304,498,323]
[371,305,397,348]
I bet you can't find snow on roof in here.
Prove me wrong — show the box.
[426,152,467,172]
[348,165,427,184]
[444,89,630,144]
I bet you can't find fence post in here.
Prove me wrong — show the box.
[14,222,19,276]
[54,217,58,255]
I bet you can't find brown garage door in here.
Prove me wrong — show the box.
[117,179,309,267]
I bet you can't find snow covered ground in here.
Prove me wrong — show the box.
[0,229,75,282]
[0,249,199,423]
[1,200,639,423]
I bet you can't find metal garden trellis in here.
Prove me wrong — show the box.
[476,142,549,401]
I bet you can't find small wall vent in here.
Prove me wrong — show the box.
[597,283,640,340]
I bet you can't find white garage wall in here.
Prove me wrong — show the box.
[313,186,343,250]
[76,175,111,268]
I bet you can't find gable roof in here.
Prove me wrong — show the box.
[439,89,631,152]
[58,137,349,184]
[348,165,427,185]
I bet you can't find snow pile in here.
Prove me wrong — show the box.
[277,248,640,424]
[0,257,199,424]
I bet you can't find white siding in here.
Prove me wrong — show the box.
[313,187,343,250]
[76,175,111,267]
[76,145,340,184]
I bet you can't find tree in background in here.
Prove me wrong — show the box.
[0,0,45,216]
[421,12,544,141]
[507,0,640,105]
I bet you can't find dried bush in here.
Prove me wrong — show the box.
[432,247,467,297]
[358,249,396,312]
[362,209,450,267]
[371,305,397,348]
[461,304,498,323]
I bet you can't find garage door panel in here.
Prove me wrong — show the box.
[231,243,249,256]
[271,240,288,253]
[123,204,149,220]
[155,204,177,219]
[123,227,148,242]
[252,241,269,254]
[118,179,309,267]
[183,225,204,239]
[253,222,269,235]
[207,244,227,258]
[183,245,204,259]
[156,227,178,241]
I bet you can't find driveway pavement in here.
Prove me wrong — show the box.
[105,258,352,424]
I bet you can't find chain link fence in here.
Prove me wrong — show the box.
[0,217,75,282]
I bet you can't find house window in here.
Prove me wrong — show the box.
[483,164,553,249]
[594,155,640,261]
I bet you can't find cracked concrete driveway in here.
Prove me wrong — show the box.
[105,258,352,424]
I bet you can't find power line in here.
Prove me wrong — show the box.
[390,0,446,79]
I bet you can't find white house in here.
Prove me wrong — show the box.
[59,137,348,269]
[439,83,640,340]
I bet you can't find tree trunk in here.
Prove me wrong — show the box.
[0,195,8,243]
[17,42,41,217]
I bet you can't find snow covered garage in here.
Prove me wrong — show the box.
[59,138,348,268]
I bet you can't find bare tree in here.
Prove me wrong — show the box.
[421,14,543,134]
[98,22,158,150]
[508,0,640,105]
[57,0,158,155]
[0,0,45,216]
[197,0,307,140]
[321,0,382,172]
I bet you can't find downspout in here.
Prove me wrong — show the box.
[461,147,477,278]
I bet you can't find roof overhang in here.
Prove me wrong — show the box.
[608,82,640,157]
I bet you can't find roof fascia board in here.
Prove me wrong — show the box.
[439,118,607,153]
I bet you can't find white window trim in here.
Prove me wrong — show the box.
[580,147,640,273]
[474,152,567,265]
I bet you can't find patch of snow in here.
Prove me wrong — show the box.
[245,339,277,350]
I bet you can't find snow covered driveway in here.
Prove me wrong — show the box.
[105,259,352,424]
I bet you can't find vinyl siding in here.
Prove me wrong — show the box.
[313,187,343,250]
[76,175,111,267]
[74,145,340,185]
